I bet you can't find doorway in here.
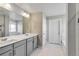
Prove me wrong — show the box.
[47,17,64,45]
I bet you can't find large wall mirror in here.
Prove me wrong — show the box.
[0,7,23,37]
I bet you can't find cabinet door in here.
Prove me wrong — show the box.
[14,44,26,56]
[0,50,13,56]
[0,44,13,55]
[33,36,37,49]
[27,38,33,56]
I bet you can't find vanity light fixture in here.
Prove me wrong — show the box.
[0,3,12,11]
[21,12,30,18]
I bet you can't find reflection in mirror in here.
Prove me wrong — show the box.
[0,7,23,37]
[9,12,23,36]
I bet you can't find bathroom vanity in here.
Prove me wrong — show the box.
[0,34,38,56]
[0,5,38,56]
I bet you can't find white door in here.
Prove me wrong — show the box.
[48,19,61,44]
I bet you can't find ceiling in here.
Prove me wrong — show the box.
[15,3,67,16]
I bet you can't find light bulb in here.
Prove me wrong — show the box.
[4,4,11,10]
[0,3,12,10]
[21,12,30,18]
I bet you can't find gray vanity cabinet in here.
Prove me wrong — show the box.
[0,50,13,56]
[13,40,26,56]
[33,36,38,49]
[14,44,26,56]
[0,35,38,56]
[26,38,33,56]
[0,45,13,56]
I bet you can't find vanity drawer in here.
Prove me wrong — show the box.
[27,38,33,42]
[14,40,26,48]
[0,45,13,54]
[26,38,33,56]
[33,36,38,49]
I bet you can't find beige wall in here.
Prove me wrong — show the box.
[23,12,43,46]
[30,12,43,46]
[23,17,31,33]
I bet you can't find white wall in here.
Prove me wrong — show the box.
[42,14,47,47]
[60,16,67,46]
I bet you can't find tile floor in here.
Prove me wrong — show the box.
[31,43,66,56]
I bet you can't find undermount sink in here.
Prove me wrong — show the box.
[0,38,16,44]
[25,33,30,36]
[0,38,8,41]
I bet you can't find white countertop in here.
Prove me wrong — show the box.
[0,33,38,48]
